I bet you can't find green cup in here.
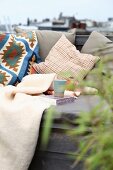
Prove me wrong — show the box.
[53,79,67,97]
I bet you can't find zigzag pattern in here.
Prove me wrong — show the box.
[0,35,26,72]
[17,31,37,48]
[0,69,11,85]
[0,31,41,85]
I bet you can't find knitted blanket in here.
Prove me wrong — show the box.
[0,73,56,170]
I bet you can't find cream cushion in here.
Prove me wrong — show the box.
[33,35,100,81]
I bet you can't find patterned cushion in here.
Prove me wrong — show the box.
[33,35,100,81]
[0,31,42,85]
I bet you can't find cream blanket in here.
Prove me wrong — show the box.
[0,73,56,170]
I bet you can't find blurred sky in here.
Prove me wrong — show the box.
[0,0,113,24]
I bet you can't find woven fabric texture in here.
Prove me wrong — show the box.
[33,35,100,81]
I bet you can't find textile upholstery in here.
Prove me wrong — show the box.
[81,31,113,71]
[0,73,56,170]
[0,31,41,85]
[81,31,113,57]
[33,35,100,81]
[14,27,76,61]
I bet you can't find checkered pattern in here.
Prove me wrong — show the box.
[33,35,100,81]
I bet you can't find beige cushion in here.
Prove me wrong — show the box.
[33,35,100,81]
[81,31,113,56]
[14,27,76,61]
[81,31,113,76]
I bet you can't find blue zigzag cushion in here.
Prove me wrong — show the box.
[0,31,42,85]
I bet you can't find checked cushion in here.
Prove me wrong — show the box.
[33,35,100,81]
[0,31,42,85]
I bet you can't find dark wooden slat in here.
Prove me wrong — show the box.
[75,34,113,50]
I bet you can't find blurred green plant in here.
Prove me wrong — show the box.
[69,59,113,170]
[40,106,56,149]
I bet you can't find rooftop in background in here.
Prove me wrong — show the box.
[1,13,113,35]
[26,13,87,33]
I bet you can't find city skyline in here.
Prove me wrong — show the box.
[0,0,113,25]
